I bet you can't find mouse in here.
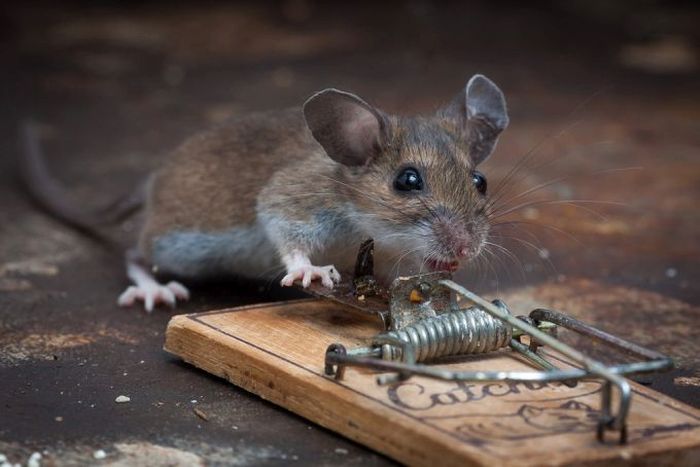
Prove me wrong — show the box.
[20,73,509,312]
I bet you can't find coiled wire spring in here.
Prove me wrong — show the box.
[378,301,513,362]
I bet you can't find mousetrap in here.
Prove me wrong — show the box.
[164,240,700,466]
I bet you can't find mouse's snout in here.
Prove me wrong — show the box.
[430,206,483,263]
[457,244,471,259]
[435,220,469,253]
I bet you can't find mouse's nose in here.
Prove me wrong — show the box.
[431,206,474,258]
[455,240,471,258]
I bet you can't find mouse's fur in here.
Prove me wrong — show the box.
[20,74,509,311]
[139,109,310,279]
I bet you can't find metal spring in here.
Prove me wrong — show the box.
[379,301,513,362]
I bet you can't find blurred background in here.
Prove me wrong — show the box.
[1,1,699,465]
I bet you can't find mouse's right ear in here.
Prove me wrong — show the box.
[303,89,389,167]
[439,74,509,166]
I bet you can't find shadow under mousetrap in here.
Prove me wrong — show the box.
[164,240,700,466]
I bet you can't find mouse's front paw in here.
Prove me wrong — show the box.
[281,264,341,289]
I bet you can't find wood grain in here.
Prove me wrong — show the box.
[164,298,700,466]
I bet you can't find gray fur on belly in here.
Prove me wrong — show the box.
[151,226,280,279]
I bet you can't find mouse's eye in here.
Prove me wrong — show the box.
[472,170,487,194]
[394,167,424,192]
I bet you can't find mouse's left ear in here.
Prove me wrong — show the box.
[304,89,389,167]
[439,74,509,165]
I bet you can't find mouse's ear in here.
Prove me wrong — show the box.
[304,89,388,167]
[440,74,509,165]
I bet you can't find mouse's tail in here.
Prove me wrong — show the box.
[18,120,147,247]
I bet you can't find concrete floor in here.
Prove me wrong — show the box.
[1,1,699,465]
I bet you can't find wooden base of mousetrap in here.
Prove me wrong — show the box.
[164,298,700,466]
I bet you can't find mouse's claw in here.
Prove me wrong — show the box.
[165,281,190,300]
[281,264,341,289]
[117,280,190,312]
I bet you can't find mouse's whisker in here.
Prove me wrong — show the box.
[387,245,424,277]
[491,220,548,251]
[498,235,560,276]
[491,220,583,247]
[286,178,402,217]
[487,198,624,221]
[486,123,577,202]
[473,245,502,291]
[318,174,427,225]
[487,87,610,202]
[418,247,443,275]
[483,240,526,275]
[486,166,641,216]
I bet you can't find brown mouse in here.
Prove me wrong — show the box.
[20,74,509,312]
